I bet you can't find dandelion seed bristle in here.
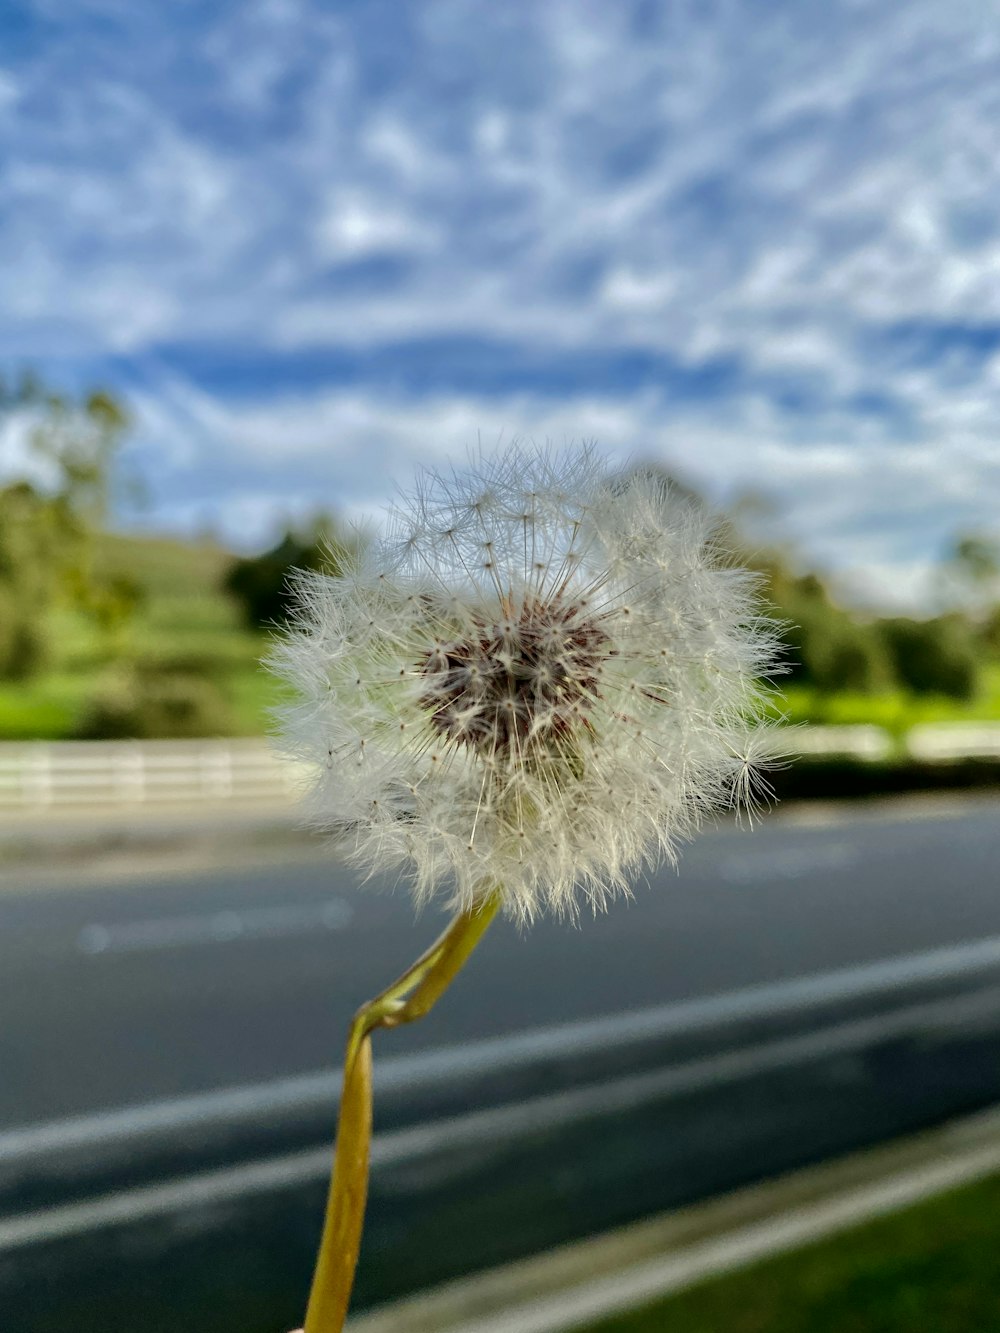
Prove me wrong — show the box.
[269,444,785,923]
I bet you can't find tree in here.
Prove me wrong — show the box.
[225,516,355,629]
[1,372,131,522]
[880,614,979,700]
[0,482,60,678]
[0,373,137,678]
[761,565,895,694]
[938,532,1000,616]
[935,530,1000,662]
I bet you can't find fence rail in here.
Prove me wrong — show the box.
[0,724,999,812]
[790,724,894,761]
[0,740,307,811]
[906,722,1000,761]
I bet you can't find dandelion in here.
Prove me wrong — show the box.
[273,446,783,923]
[269,444,785,1331]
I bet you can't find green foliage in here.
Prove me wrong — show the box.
[772,664,1000,733]
[76,667,234,740]
[880,614,979,700]
[949,533,1000,582]
[1,433,999,739]
[758,558,986,702]
[939,531,1000,615]
[980,605,1000,658]
[760,566,894,694]
[93,531,237,597]
[225,517,353,629]
[0,661,277,741]
[0,484,58,677]
[0,678,81,739]
[2,372,131,524]
[0,588,48,681]
[0,523,277,739]
[0,374,136,679]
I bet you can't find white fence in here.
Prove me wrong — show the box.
[0,724,999,812]
[790,724,894,761]
[906,722,1000,761]
[0,740,307,811]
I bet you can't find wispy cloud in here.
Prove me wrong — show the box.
[2,0,1000,605]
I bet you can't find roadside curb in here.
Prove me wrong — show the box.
[347,1104,1000,1333]
[0,801,316,881]
[3,790,998,879]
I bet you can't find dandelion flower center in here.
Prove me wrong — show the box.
[418,596,611,760]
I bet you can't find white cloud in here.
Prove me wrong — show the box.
[599,266,678,312]
[2,0,1000,599]
[831,560,939,614]
[5,0,999,369]
[123,372,1000,610]
[314,189,438,262]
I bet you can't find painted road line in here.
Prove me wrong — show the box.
[2,985,1000,1251]
[718,839,858,883]
[0,1145,334,1251]
[5,931,1000,1164]
[74,897,353,955]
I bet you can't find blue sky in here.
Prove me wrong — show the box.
[2,0,1000,608]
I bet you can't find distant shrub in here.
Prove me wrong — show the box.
[76,669,234,739]
[822,625,894,694]
[880,615,979,700]
[980,605,1000,659]
[130,649,228,679]
[0,587,49,680]
[770,571,893,694]
[0,483,58,679]
[225,521,352,629]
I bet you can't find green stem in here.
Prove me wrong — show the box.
[302,890,502,1333]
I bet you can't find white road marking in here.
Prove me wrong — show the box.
[2,985,1000,1251]
[6,930,1000,1166]
[74,898,353,955]
[719,840,857,883]
[0,1147,334,1251]
[2,1022,1000,1257]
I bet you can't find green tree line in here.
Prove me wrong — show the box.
[2,376,999,739]
[762,561,993,701]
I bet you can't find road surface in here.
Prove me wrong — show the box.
[2,795,998,1131]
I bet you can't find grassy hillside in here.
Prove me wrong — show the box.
[94,531,236,593]
[0,532,277,740]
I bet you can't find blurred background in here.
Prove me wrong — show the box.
[3,3,1000,1332]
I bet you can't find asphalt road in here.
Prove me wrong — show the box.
[2,795,999,1131]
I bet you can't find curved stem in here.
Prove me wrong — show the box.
[301,1034,372,1333]
[303,890,502,1333]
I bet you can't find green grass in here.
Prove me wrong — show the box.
[776,665,1000,735]
[0,673,87,740]
[581,1172,1000,1333]
[0,663,279,742]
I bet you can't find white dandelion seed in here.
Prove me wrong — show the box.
[269,445,786,924]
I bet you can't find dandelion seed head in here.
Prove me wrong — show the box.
[269,444,786,924]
